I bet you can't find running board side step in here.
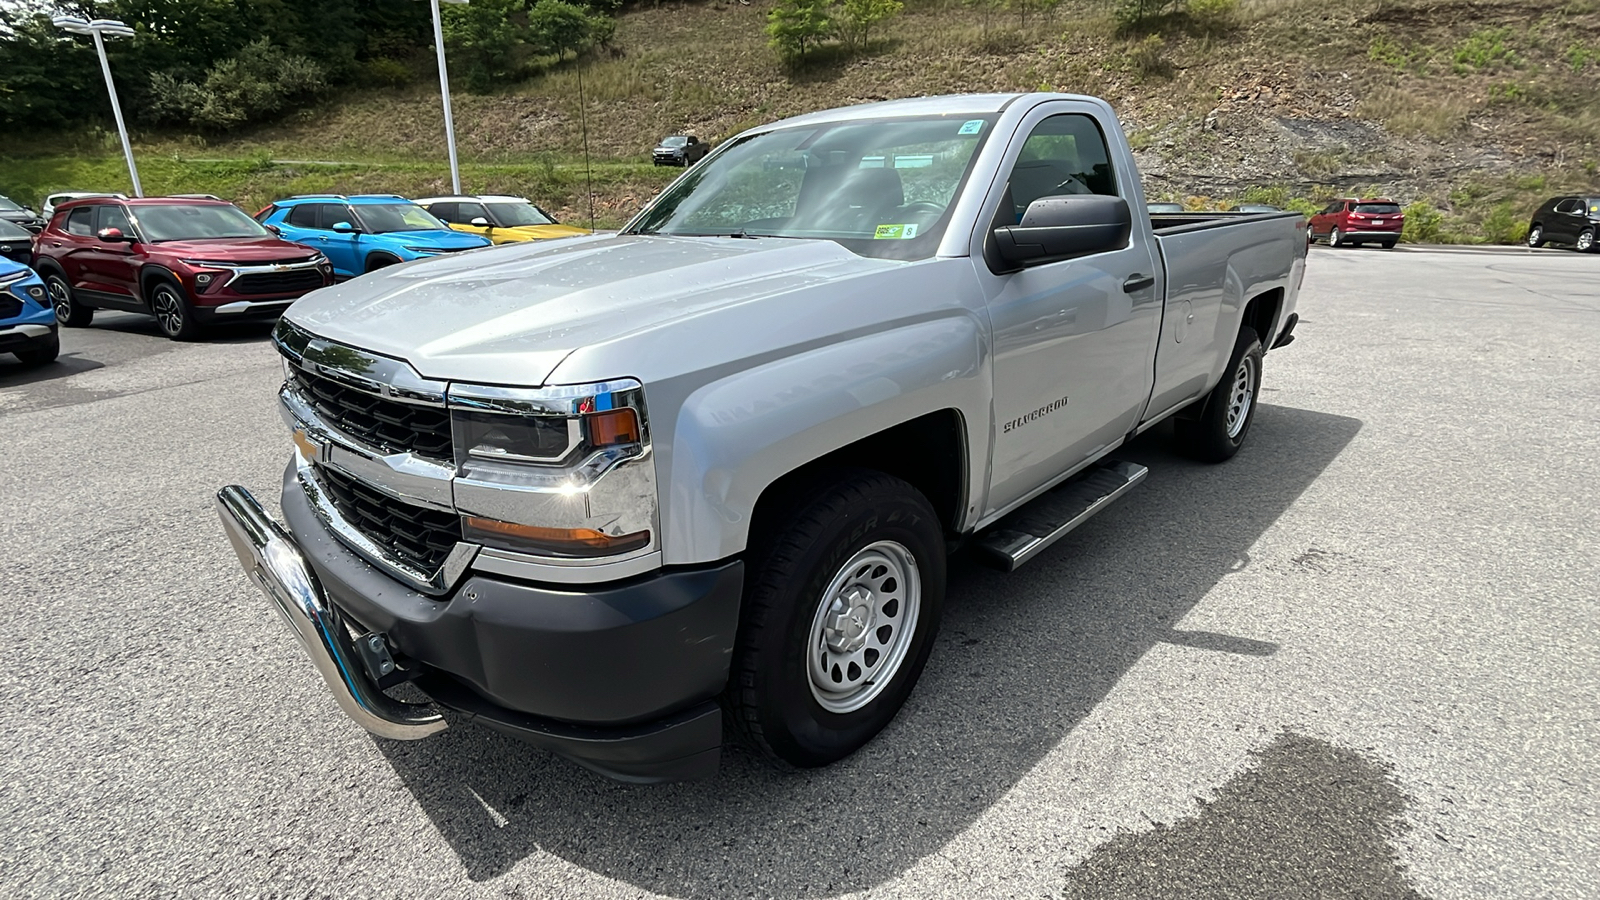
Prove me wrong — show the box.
[972,460,1148,571]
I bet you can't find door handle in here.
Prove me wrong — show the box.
[1123,274,1155,293]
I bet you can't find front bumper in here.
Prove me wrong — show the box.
[216,471,744,782]
[192,298,298,323]
[0,322,55,354]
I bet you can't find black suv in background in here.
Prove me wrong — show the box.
[1527,196,1600,252]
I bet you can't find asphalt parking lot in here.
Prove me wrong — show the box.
[1,245,1596,899]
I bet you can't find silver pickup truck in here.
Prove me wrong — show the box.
[218,93,1303,782]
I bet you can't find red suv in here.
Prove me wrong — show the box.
[1308,198,1404,249]
[32,197,333,340]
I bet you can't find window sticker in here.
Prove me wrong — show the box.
[874,223,920,240]
[958,120,985,135]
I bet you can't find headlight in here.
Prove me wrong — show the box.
[0,271,27,290]
[404,246,442,255]
[448,379,657,560]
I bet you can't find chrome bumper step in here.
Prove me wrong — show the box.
[215,485,447,740]
[973,460,1148,571]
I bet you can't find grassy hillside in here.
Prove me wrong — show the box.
[3,0,1597,237]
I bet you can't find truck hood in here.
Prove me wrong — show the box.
[151,237,321,262]
[283,233,900,385]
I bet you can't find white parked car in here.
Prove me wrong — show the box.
[41,192,127,222]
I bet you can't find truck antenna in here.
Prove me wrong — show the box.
[578,66,596,234]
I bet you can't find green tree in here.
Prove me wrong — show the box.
[835,0,902,49]
[767,0,833,61]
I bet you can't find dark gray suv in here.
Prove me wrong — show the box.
[1527,196,1600,252]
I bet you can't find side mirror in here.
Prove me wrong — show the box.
[990,195,1131,270]
[264,223,281,236]
[97,227,134,242]
[469,217,491,228]
[331,221,355,234]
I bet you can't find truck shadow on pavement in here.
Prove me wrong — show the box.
[376,401,1363,896]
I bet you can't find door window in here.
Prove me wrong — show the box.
[999,114,1118,224]
[97,205,134,236]
[429,202,460,223]
[1556,198,1581,214]
[65,207,95,236]
[286,204,320,228]
[318,204,356,229]
[457,202,489,224]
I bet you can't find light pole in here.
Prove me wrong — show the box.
[52,16,143,198]
[424,0,468,195]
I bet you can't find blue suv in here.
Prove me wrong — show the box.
[0,258,58,366]
[255,195,491,280]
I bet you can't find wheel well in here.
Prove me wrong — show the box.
[140,267,181,301]
[365,251,401,272]
[748,409,967,546]
[1242,288,1283,350]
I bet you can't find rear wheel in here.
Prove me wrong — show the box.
[46,273,93,327]
[1176,327,1263,463]
[150,280,203,341]
[726,470,945,769]
[1527,224,1545,248]
[1577,229,1595,253]
[1381,240,1397,249]
[13,331,59,366]
[1329,227,1343,247]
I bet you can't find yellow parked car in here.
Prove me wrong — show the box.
[414,194,590,244]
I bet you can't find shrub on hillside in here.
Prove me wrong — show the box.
[1113,0,1184,32]
[767,0,835,61]
[836,0,905,50]
[444,0,614,90]
[1401,201,1444,244]
[148,41,327,132]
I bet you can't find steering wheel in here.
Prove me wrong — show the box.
[899,200,945,219]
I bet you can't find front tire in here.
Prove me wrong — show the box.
[1577,229,1595,253]
[13,331,59,366]
[46,273,93,327]
[1175,327,1264,463]
[149,280,202,341]
[726,470,946,769]
[1527,224,1544,248]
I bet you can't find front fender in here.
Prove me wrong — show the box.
[658,315,988,564]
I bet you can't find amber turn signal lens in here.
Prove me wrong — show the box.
[586,408,640,446]
[462,516,650,557]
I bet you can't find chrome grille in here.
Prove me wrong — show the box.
[318,465,462,573]
[289,367,452,459]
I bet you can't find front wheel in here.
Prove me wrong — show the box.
[1527,224,1544,248]
[726,470,946,769]
[46,273,93,327]
[1306,224,1316,244]
[1577,229,1595,253]
[150,281,203,341]
[1175,327,1264,463]
[13,331,59,366]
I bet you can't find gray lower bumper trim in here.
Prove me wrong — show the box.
[0,323,53,338]
[215,484,447,740]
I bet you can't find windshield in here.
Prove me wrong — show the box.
[0,197,24,212]
[661,136,689,148]
[134,204,270,241]
[0,219,31,240]
[356,203,448,233]
[487,202,556,227]
[1355,203,1401,215]
[628,114,997,260]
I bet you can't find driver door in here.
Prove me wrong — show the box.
[971,107,1163,517]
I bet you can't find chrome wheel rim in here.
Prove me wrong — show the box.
[1306,225,1314,243]
[807,540,921,714]
[1226,355,1256,439]
[1580,231,1594,252]
[48,278,71,321]
[1330,228,1341,246]
[1528,226,1542,247]
[152,287,184,336]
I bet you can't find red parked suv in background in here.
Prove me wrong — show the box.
[1308,198,1404,249]
[32,197,333,340]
